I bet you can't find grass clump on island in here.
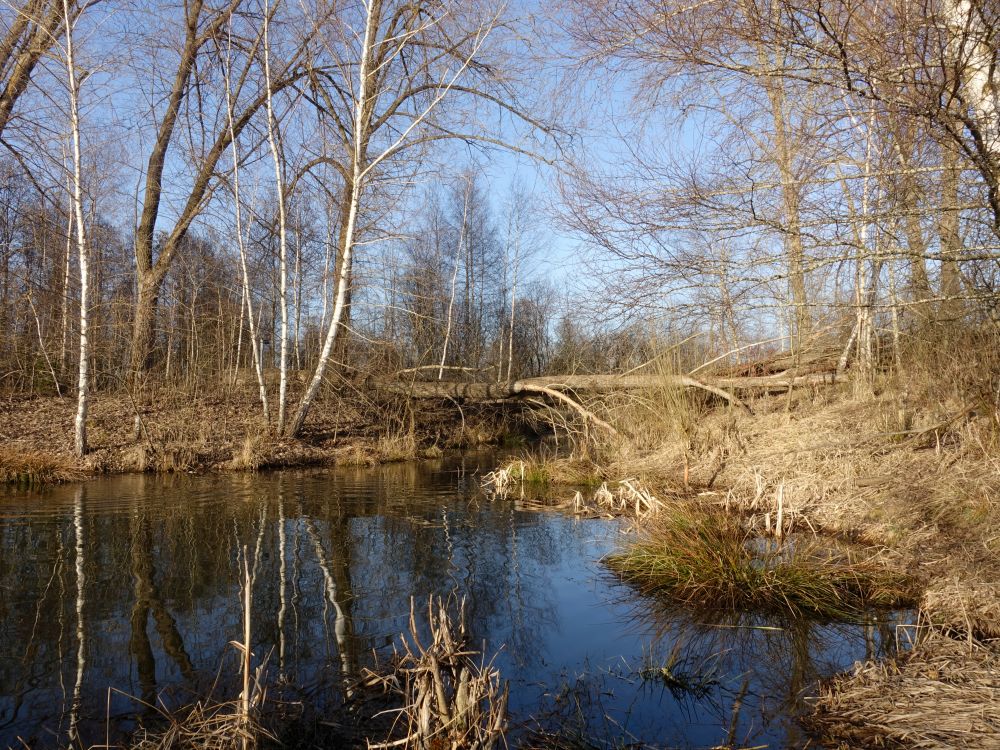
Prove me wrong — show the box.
[0,446,85,486]
[606,502,917,621]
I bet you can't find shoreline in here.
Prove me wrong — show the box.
[0,384,521,482]
[5,379,1000,747]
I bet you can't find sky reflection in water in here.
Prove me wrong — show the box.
[0,452,901,748]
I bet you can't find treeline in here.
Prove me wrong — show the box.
[557,0,1000,383]
[0,162,607,393]
[3,0,1000,452]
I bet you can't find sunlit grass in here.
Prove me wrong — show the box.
[0,447,84,486]
[607,503,917,620]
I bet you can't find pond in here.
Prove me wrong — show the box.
[0,451,902,748]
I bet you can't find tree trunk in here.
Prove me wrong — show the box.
[761,48,809,349]
[439,177,470,379]
[224,16,270,423]
[938,138,964,321]
[64,0,88,457]
[264,0,290,432]
[129,273,160,387]
[285,1,378,438]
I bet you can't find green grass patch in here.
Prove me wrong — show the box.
[607,504,917,621]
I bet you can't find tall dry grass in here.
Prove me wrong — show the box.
[364,596,508,750]
[0,446,85,485]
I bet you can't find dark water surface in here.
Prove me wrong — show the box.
[0,452,901,748]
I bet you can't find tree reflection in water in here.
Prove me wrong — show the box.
[0,452,905,748]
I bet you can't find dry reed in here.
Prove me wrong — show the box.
[129,698,269,750]
[809,630,1000,748]
[365,596,508,750]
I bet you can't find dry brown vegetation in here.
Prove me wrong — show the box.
[360,597,508,750]
[0,445,85,485]
[808,630,1000,748]
[0,384,518,481]
[129,697,270,750]
[491,331,1000,748]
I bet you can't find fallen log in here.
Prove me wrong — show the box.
[368,372,837,402]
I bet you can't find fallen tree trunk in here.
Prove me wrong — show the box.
[368,372,837,402]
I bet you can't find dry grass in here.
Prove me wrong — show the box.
[122,441,201,473]
[228,432,267,471]
[482,462,666,519]
[809,630,1000,748]
[0,446,85,485]
[481,456,604,492]
[130,698,270,750]
[375,431,418,462]
[363,596,508,750]
[579,327,1000,748]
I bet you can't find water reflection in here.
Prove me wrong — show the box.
[0,454,902,748]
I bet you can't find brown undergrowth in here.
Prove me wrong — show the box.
[0,383,520,481]
[0,445,85,485]
[807,630,1000,749]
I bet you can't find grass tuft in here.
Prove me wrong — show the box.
[0,446,85,486]
[228,433,265,471]
[607,502,917,620]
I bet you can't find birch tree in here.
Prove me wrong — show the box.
[439,175,471,380]
[262,0,290,431]
[61,0,88,456]
[286,0,549,437]
[224,18,269,421]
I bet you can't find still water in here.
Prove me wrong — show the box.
[0,452,899,748]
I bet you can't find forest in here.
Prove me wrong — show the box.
[1,0,1000,748]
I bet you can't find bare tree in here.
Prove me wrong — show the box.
[224,16,269,422]
[262,0,291,430]
[127,0,316,385]
[0,0,89,141]
[61,0,88,456]
[286,0,551,437]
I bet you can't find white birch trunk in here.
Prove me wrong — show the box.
[944,0,1000,157]
[225,20,270,422]
[439,178,471,380]
[263,0,290,432]
[64,0,88,458]
[286,2,379,438]
[286,2,496,437]
[506,234,519,381]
